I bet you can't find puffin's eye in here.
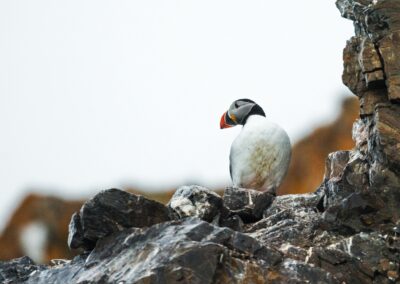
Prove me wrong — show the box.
[230,113,237,123]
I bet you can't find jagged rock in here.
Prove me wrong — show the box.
[0,188,221,263]
[0,256,45,284]
[337,0,400,101]
[359,38,384,87]
[359,89,388,117]
[68,188,171,250]
[324,151,350,181]
[342,36,365,95]
[246,193,326,249]
[27,218,283,284]
[168,185,223,222]
[67,212,95,250]
[272,259,338,284]
[306,246,374,283]
[352,118,369,153]
[307,231,400,283]
[218,214,244,232]
[379,31,400,101]
[222,186,274,223]
[372,104,400,174]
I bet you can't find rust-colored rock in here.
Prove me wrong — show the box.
[0,194,82,263]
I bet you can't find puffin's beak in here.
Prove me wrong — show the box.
[220,111,233,129]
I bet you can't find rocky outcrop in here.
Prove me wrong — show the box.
[168,185,223,222]
[0,96,358,263]
[1,1,400,283]
[0,100,359,266]
[0,98,360,263]
[68,188,171,251]
[0,188,181,264]
[0,188,339,284]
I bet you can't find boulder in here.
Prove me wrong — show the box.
[168,185,223,222]
[222,186,274,223]
[68,188,170,250]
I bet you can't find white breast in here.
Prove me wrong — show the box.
[229,115,291,193]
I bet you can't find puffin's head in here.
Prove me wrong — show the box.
[220,98,265,129]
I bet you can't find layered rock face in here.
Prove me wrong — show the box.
[1,1,400,283]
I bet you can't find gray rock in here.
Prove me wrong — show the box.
[67,212,95,250]
[68,188,171,250]
[246,193,326,248]
[223,186,274,223]
[27,218,282,284]
[306,247,374,283]
[168,185,222,222]
[274,259,339,284]
[0,256,44,284]
[218,214,244,232]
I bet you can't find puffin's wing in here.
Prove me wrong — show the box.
[229,147,235,181]
[229,156,233,180]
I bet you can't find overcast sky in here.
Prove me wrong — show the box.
[0,0,354,229]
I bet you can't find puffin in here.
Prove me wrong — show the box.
[220,99,291,194]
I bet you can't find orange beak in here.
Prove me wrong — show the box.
[220,111,233,129]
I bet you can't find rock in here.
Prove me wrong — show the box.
[0,187,221,263]
[0,256,44,284]
[306,231,400,283]
[222,186,274,223]
[27,218,282,284]
[379,31,400,101]
[168,185,223,222]
[358,37,385,88]
[352,118,369,153]
[359,89,388,117]
[342,36,365,95]
[323,150,350,181]
[306,246,374,283]
[246,193,326,248]
[372,104,400,174]
[337,0,400,101]
[218,214,244,232]
[272,259,339,284]
[49,259,70,266]
[67,212,95,250]
[68,188,171,250]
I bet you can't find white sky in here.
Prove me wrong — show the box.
[0,1,354,229]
